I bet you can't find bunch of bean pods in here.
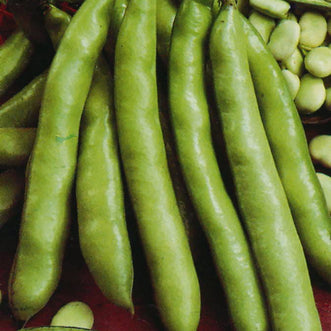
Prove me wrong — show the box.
[0,0,330,330]
[249,0,331,116]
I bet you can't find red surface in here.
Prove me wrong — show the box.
[1,4,330,331]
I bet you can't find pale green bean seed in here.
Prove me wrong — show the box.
[305,46,331,77]
[299,12,327,50]
[282,69,301,99]
[268,20,301,61]
[309,135,331,168]
[295,73,326,114]
[249,10,276,42]
[51,302,94,329]
[325,87,331,109]
[316,173,331,214]
[249,0,290,19]
[281,47,305,76]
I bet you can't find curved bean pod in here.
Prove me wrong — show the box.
[77,56,134,311]
[157,0,177,63]
[0,29,34,98]
[0,128,35,167]
[9,0,113,321]
[104,0,129,64]
[0,4,74,129]
[0,72,46,128]
[169,1,267,330]
[114,0,200,330]
[241,16,331,284]
[210,2,321,330]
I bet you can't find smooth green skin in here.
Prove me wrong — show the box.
[45,5,72,50]
[0,29,34,98]
[9,0,113,321]
[248,10,276,43]
[77,57,133,311]
[309,135,331,168]
[169,1,268,330]
[0,128,35,167]
[242,15,331,287]
[249,0,290,19]
[295,73,326,114]
[0,72,46,128]
[0,169,24,229]
[115,0,200,330]
[210,4,321,330]
[157,84,201,258]
[299,12,327,50]
[0,5,74,130]
[317,173,331,214]
[305,46,331,78]
[268,19,300,61]
[281,47,305,76]
[46,9,134,310]
[51,301,94,329]
[157,0,177,63]
[281,69,300,99]
[104,0,129,64]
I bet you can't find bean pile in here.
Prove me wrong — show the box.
[0,0,330,331]
[249,0,331,115]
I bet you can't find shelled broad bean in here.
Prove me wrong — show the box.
[249,0,331,115]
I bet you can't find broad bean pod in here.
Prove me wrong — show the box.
[0,29,34,98]
[76,56,134,311]
[114,0,200,329]
[241,12,331,287]
[9,0,113,321]
[0,128,35,167]
[210,3,321,330]
[169,1,267,330]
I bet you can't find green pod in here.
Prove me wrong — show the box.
[210,3,321,330]
[241,11,330,309]
[0,5,76,129]
[0,71,46,128]
[0,169,24,229]
[157,0,177,63]
[169,1,268,330]
[76,57,133,311]
[44,5,72,50]
[114,0,200,330]
[158,85,202,260]
[0,29,34,98]
[0,128,35,167]
[104,0,129,64]
[9,0,113,321]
